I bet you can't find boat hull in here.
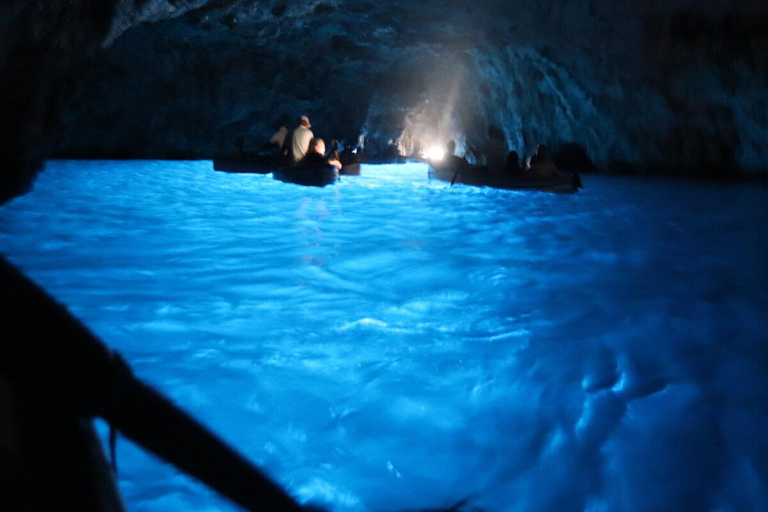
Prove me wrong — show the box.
[428,164,581,193]
[215,155,356,179]
[339,154,362,176]
[273,165,340,187]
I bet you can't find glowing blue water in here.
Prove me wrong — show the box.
[1,160,767,512]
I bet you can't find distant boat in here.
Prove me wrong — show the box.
[213,151,359,179]
[337,153,361,176]
[214,135,357,179]
[428,163,582,193]
[213,156,341,187]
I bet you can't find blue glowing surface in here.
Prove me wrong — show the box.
[1,160,767,512]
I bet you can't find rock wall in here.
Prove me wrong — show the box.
[0,0,118,203]
[2,1,767,202]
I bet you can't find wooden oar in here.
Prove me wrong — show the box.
[1,257,305,512]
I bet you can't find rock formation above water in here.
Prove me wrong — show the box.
[2,0,767,202]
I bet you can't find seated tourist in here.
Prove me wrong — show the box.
[528,144,559,177]
[444,140,470,170]
[504,150,522,174]
[329,139,340,161]
[384,139,401,160]
[290,115,314,163]
[469,125,507,172]
[303,138,342,170]
[256,117,290,160]
[265,118,289,152]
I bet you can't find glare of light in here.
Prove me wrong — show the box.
[425,146,445,161]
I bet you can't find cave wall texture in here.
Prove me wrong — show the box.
[2,0,768,202]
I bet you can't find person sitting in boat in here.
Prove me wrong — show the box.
[528,144,559,177]
[384,139,400,160]
[266,117,289,153]
[469,125,507,172]
[504,150,522,174]
[526,143,548,168]
[302,137,342,170]
[525,144,539,169]
[289,115,314,163]
[256,117,290,159]
[444,139,470,170]
[329,139,341,161]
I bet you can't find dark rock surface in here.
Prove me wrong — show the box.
[2,1,768,202]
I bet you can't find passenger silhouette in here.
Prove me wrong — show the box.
[504,150,522,174]
[303,138,342,170]
[528,144,559,177]
[444,140,470,170]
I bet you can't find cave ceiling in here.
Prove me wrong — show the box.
[1,0,767,201]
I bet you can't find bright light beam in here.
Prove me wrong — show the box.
[425,146,445,161]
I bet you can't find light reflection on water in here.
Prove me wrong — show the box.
[1,160,767,512]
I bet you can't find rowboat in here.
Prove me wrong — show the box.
[428,163,582,193]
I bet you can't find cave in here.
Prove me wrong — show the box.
[3,0,768,199]
[2,2,768,512]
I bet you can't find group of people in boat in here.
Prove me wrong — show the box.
[443,125,560,178]
[262,115,342,170]
[261,117,559,178]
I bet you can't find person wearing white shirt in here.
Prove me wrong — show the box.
[290,115,314,163]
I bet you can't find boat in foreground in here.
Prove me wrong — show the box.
[428,163,582,193]
[2,257,305,512]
